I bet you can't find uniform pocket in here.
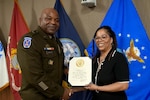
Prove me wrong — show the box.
[42,50,57,72]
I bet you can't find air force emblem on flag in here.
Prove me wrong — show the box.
[124,39,144,63]
[60,38,81,66]
[23,37,32,48]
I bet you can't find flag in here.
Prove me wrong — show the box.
[87,0,150,99]
[54,0,92,100]
[54,0,85,65]
[85,39,98,58]
[0,41,9,91]
[6,0,29,100]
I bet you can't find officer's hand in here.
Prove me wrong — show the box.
[62,88,72,100]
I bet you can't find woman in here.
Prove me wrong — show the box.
[85,26,129,100]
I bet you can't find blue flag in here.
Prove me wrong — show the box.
[54,0,85,65]
[87,0,150,99]
[54,0,92,100]
[85,39,98,58]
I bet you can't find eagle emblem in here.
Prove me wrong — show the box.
[125,39,144,63]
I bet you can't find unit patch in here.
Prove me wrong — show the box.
[23,37,32,48]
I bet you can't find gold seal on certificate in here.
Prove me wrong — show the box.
[68,57,92,86]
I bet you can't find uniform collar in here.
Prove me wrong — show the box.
[37,26,55,40]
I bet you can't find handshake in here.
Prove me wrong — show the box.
[61,80,86,100]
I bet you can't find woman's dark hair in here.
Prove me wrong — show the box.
[94,26,117,49]
[93,26,117,58]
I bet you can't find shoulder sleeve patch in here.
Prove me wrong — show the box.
[23,37,32,48]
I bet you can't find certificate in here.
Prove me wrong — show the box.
[68,57,92,86]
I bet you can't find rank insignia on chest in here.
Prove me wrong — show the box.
[48,59,54,65]
[23,37,32,48]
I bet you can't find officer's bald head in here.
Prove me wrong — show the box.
[39,8,60,35]
[40,8,59,19]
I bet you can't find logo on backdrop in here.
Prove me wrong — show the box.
[60,38,81,67]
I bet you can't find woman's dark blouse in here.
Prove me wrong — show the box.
[92,49,129,100]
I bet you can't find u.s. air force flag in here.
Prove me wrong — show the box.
[85,39,98,58]
[54,0,92,100]
[99,0,150,99]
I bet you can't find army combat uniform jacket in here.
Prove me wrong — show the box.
[17,26,64,100]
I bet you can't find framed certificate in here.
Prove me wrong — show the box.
[68,57,92,86]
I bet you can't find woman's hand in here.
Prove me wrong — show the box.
[85,83,98,91]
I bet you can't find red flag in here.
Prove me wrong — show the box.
[6,0,29,99]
